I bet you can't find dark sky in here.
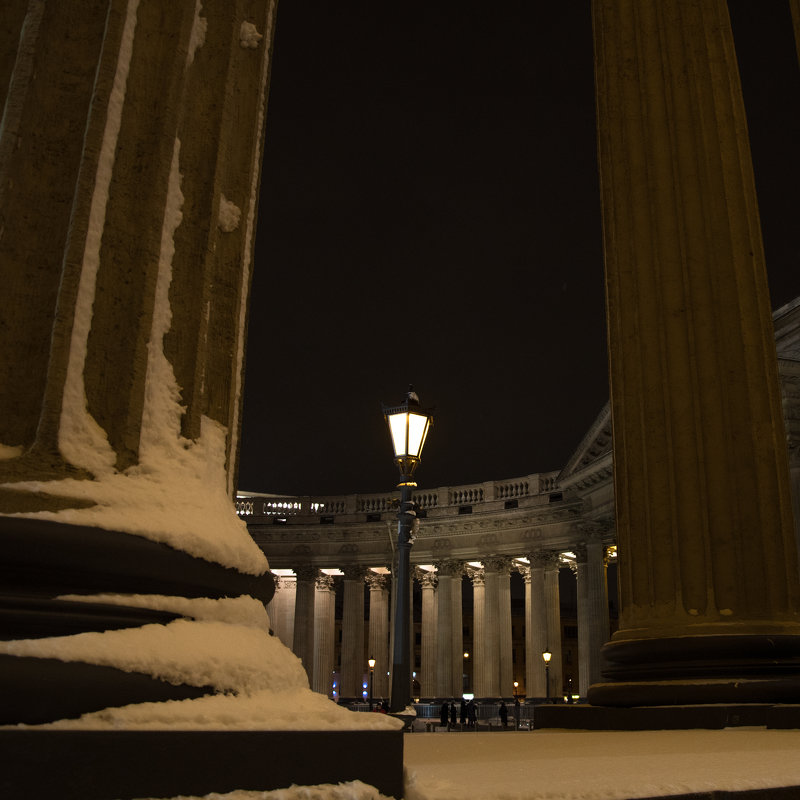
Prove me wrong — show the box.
[238,1,800,497]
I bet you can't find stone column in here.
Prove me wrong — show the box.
[416,567,438,699]
[292,565,317,683]
[435,560,462,697]
[586,536,610,686]
[497,560,514,697]
[523,558,547,698]
[450,564,464,697]
[592,0,800,705]
[482,556,513,697]
[340,565,366,700]
[468,566,486,697]
[279,576,297,650]
[0,0,277,514]
[312,573,336,697]
[267,574,295,650]
[574,548,591,698]
[542,552,563,699]
[366,571,390,700]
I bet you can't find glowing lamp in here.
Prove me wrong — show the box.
[542,649,552,665]
[382,386,434,480]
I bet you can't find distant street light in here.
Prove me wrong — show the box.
[542,649,552,703]
[513,680,519,699]
[368,656,376,711]
[382,386,434,714]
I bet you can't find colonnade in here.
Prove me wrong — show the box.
[266,541,612,702]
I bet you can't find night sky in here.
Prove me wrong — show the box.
[238,2,800,497]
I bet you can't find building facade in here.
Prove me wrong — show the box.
[239,297,800,703]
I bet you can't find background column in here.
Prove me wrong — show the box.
[543,552,563,699]
[417,567,438,699]
[366,571,390,700]
[340,565,366,700]
[312,573,336,697]
[523,557,547,698]
[469,566,486,697]
[292,565,317,683]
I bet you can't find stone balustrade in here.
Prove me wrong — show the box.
[235,471,561,521]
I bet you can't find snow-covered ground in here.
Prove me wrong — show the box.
[128,727,800,800]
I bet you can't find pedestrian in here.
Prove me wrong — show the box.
[450,700,457,727]
[439,701,449,729]
[467,698,477,728]
[459,698,467,726]
[499,700,508,728]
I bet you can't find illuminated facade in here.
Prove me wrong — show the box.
[239,297,800,702]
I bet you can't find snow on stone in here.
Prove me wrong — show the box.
[7,413,267,574]
[403,729,800,800]
[1,619,303,694]
[58,593,270,632]
[187,0,207,64]
[0,443,23,459]
[6,74,266,575]
[239,21,263,49]
[136,781,392,800]
[0,606,401,733]
[218,195,242,232]
[58,0,141,478]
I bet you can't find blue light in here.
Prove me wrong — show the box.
[362,682,368,689]
[362,690,368,698]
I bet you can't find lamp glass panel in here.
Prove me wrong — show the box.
[387,412,409,457]
[407,412,429,458]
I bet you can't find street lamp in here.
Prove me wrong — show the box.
[368,656,376,711]
[513,680,519,699]
[542,649,552,703]
[382,385,434,714]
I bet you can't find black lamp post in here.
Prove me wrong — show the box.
[542,648,552,703]
[382,386,433,714]
[368,656,376,711]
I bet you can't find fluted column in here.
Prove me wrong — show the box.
[586,535,610,688]
[523,558,547,698]
[543,552,563,699]
[482,556,513,697]
[450,563,464,697]
[416,567,438,699]
[366,572,390,700]
[312,573,336,697]
[468,566,486,697]
[340,565,366,699]
[267,574,295,650]
[592,0,800,705]
[574,548,591,698]
[435,560,463,697]
[292,565,317,682]
[497,560,514,697]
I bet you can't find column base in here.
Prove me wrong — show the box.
[588,634,800,707]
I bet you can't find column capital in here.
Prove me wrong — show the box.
[466,564,485,586]
[294,565,319,582]
[484,555,513,575]
[434,559,463,577]
[415,567,438,588]
[573,544,588,563]
[341,564,368,581]
[528,550,560,570]
[315,573,335,591]
[365,572,389,591]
